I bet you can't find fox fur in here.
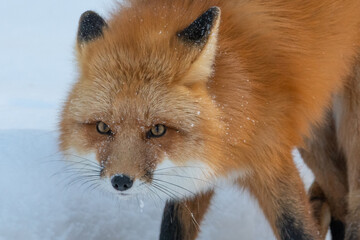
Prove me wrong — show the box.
[60,0,360,239]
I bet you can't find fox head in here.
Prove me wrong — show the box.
[60,4,244,199]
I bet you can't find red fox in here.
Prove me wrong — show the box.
[59,0,360,239]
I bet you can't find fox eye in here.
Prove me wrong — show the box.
[96,121,112,135]
[147,124,167,138]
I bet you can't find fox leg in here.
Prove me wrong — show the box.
[345,141,360,240]
[159,190,214,240]
[299,110,348,239]
[340,113,360,240]
[342,117,360,240]
[334,60,360,240]
[242,151,322,240]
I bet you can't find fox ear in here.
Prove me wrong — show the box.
[77,11,107,47]
[178,7,221,85]
[178,7,220,46]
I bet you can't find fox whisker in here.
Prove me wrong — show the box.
[86,182,102,192]
[151,183,200,231]
[52,166,100,176]
[145,185,163,206]
[62,154,103,168]
[152,178,196,196]
[65,175,100,187]
[152,173,218,188]
[153,165,210,173]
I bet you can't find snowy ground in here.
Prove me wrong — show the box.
[0,1,328,239]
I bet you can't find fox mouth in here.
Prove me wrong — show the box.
[119,193,130,196]
[116,193,137,200]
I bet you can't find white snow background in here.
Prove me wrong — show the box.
[0,1,330,239]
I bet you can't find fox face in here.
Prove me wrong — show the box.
[60,7,239,199]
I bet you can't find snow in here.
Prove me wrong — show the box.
[0,1,330,239]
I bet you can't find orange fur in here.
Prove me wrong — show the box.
[60,1,360,239]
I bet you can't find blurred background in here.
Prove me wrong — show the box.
[0,1,320,239]
[0,0,112,130]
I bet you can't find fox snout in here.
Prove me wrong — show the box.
[111,174,134,191]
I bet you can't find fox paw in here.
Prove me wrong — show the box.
[308,181,332,239]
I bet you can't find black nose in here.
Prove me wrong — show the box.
[111,174,133,191]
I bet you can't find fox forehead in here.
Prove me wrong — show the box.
[72,50,212,128]
[68,77,204,129]
[72,33,206,126]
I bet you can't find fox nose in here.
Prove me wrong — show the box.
[111,174,133,191]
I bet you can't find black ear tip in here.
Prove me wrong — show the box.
[178,6,221,44]
[204,6,221,23]
[209,6,220,17]
[78,10,107,44]
[80,10,100,19]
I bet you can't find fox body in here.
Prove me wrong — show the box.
[60,0,360,239]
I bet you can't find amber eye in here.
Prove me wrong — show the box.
[147,124,167,138]
[96,121,112,135]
